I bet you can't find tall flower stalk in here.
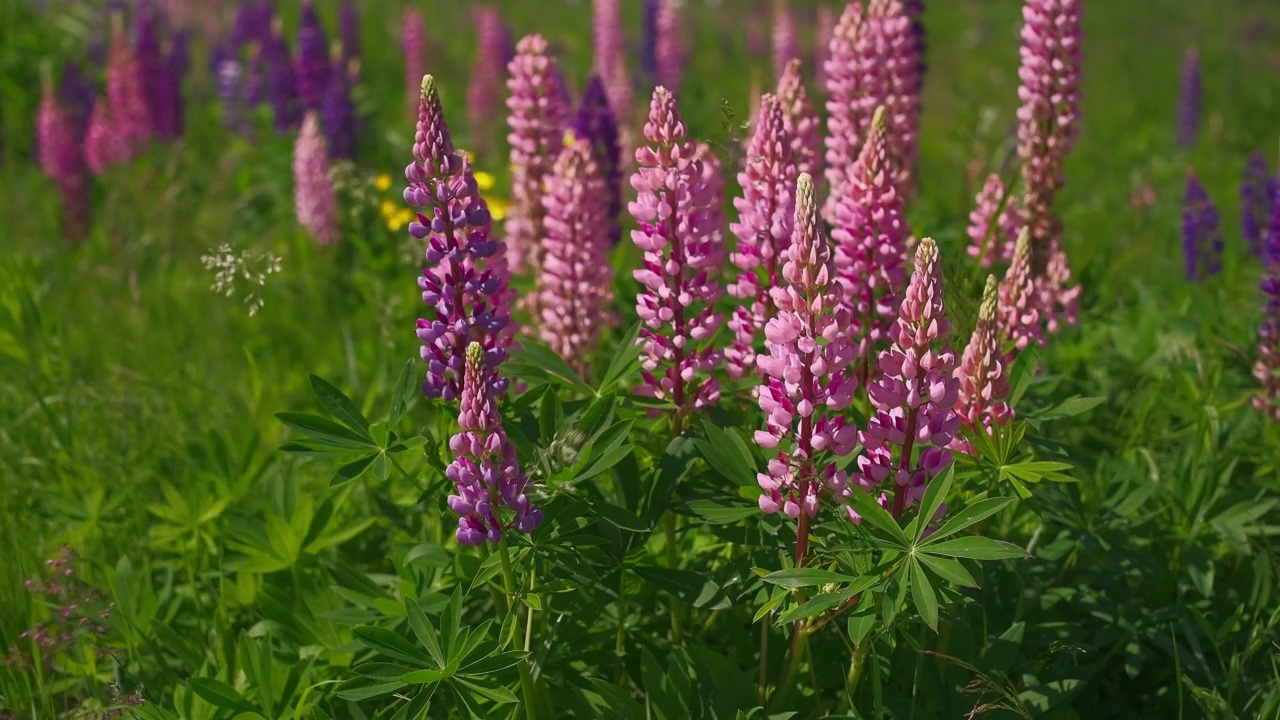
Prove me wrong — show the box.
[966,173,1022,268]
[322,49,356,160]
[998,228,1043,355]
[468,6,513,143]
[1242,152,1275,258]
[654,0,685,94]
[402,9,427,118]
[1177,48,1201,148]
[593,0,632,151]
[293,111,339,245]
[1254,199,1280,420]
[295,0,331,111]
[38,66,89,241]
[107,13,152,159]
[1182,172,1223,281]
[771,0,798,81]
[870,0,922,199]
[572,75,623,246]
[776,58,822,179]
[822,1,873,219]
[953,275,1013,454]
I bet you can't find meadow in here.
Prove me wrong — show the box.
[2,0,1280,718]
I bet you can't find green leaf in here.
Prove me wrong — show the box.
[355,663,413,682]
[406,599,446,668]
[914,466,954,543]
[335,676,407,702]
[695,419,757,487]
[538,384,562,442]
[595,502,649,532]
[331,454,378,486]
[927,498,1014,541]
[777,576,875,625]
[454,677,519,704]
[846,595,877,646]
[509,341,594,395]
[353,625,434,667]
[686,499,759,524]
[400,668,446,685]
[188,678,252,712]
[844,488,911,547]
[1032,395,1105,420]
[275,412,373,448]
[632,566,732,609]
[310,374,373,437]
[598,322,643,392]
[761,568,857,589]
[922,535,1028,560]
[576,419,635,480]
[390,358,418,427]
[908,560,939,631]
[917,554,978,588]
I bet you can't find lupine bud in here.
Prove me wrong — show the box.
[402,9,426,118]
[573,75,623,246]
[295,0,331,111]
[870,0,922,199]
[293,112,339,245]
[755,173,857,519]
[953,275,1012,454]
[822,2,874,220]
[447,342,543,545]
[1242,152,1275,258]
[538,140,614,373]
[966,173,1022,267]
[776,58,822,179]
[505,34,569,275]
[266,22,300,133]
[1177,48,1201,148]
[727,95,798,379]
[654,0,685,94]
[322,48,356,160]
[1182,172,1223,281]
[630,87,725,424]
[841,238,960,523]
[407,76,518,400]
[771,0,798,82]
[107,14,152,157]
[997,228,1043,354]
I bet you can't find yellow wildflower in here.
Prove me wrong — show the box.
[563,128,577,146]
[474,171,496,192]
[379,199,398,219]
[486,197,508,222]
[387,208,414,232]
[374,174,392,192]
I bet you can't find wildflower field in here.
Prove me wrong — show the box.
[4,0,1280,717]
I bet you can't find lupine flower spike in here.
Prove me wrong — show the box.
[133,0,163,129]
[594,0,633,162]
[447,342,543,546]
[997,228,1042,355]
[1242,152,1275,258]
[822,1,872,220]
[814,5,835,88]
[572,75,623,246]
[840,237,960,523]
[322,47,356,160]
[467,5,513,142]
[641,0,659,82]
[869,0,922,199]
[771,0,798,82]
[776,59,822,179]
[85,97,127,175]
[266,21,301,133]
[654,0,685,94]
[1254,198,1280,420]
[153,32,189,140]
[966,173,1023,267]
[293,111,339,245]
[338,0,360,65]
[1181,172,1223,281]
[38,66,89,240]
[296,0,331,111]
[107,13,152,158]
[727,95,798,380]
[407,75,517,400]
[755,173,857,520]
[402,9,427,118]
[1177,48,1201,148]
[505,34,569,275]
[952,275,1013,455]
[630,87,725,431]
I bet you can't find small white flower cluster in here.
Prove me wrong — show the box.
[200,244,283,317]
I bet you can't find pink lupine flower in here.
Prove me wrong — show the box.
[776,58,822,179]
[654,0,685,94]
[953,275,1013,454]
[822,2,875,219]
[538,140,614,374]
[696,141,726,264]
[814,5,835,88]
[593,0,633,141]
[726,95,798,380]
[401,8,426,118]
[837,237,960,523]
[447,342,543,546]
[997,228,1043,354]
[771,0,799,81]
[630,87,725,431]
[37,70,89,241]
[868,0,922,199]
[84,98,128,175]
[406,75,518,401]
[506,34,569,275]
[293,111,339,245]
[467,6,512,138]
[107,14,152,158]
[1036,244,1082,334]
[755,173,858,520]
[966,173,1023,267]
[830,107,910,380]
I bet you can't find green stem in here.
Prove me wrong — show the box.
[615,566,628,682]
[497,538,539,720]
[663,512,685,645]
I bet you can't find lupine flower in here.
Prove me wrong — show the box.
[870,0,922,199]
[654,0,685,94]
[407,75,517,400]
[831,107,910,377]
[505,34,569,275]
[772,0,798,81]
[85,98,127,175]
[630,86,725,427]
[906,0,926,91]
[747,15,767,59]
[153,32,189,140]
[3,548,114,671]
[338,0,360,64]
[265,22,300,133]
[37,69,89,240]
[1036,246,1082,335]
[822,1,874,220]
[242,41,266,108]
[1182,172,1223,281]
[322,50,356,160]
[755,173,857,519]
[697,142,726,255]
[469,5,514,134]
[133,0,163,129]
[593,0,628,120]
[538,140,613,373]
[295,0,330,111]
[572,74,623,246]
[997,228,1043,354]
[966,173,1022,267]
[814,5,835,88]
[776,58,822,179]
[1177,48,1201,148]
[953,275,1012,453]
[839,237,960,523]
[640,0,659,82]
[1254,198,1280,420]
[58,62,94,129]
[293,112,339,244]
[447,342,543,546]
[107,14,152,157]
[402,8,427,118]
[230,0,272,49]
[1242,152,1275,258]
[727,95,798,380]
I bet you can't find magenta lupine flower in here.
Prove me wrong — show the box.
[407,75,517,401]
[448,342,543,546]
[295,0,331,111]
[952,275,1013,454]
[133,0,163,129]
[402,9,426,118]
[630,87,725,428]
[1035,245,1082,334]
[755,173,858,519]
[538,140,614,373]
[998,228,1043,354]
[870,0,922,199]
[697,141,726,257]
[1254,199,1280,420]
[593,0,634,161]
[727,95,798,380]
[776,58,822,179]
[293,112,339,245]
[153,32,189,140]
[830,108,910,377]
[107,16,152,158]
[505,34,569,275]
[771,0,799,81]
[85,98,127,175]
[822,2,874,219]
[38,71,89,241]
[654,0,685,94]
[814,5,835,88]
[467,5,512,136]
[839,237,960,523]
[573,75,623,246]
[966,173,1023,268]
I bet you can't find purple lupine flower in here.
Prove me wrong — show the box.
[998,228,1043,355]
[505,34,569,275]
[966,173,1022,268]
[467,5,512,134]
[640,0,659,83]
[38,69,89,241]
[654,0,685,94]
[538,140,614,373]
[107,14,152,157]
[593,0,633,158]
[952,275,1012,455]
[338,0,360,64]
[230,0,272,49]
[1242,152,1275,258]
[132,0,163,129]
[776,58,822,179]
[293,112,339,244]
[407,75,517,401]
[242,40,266,108]
[870,0,922,199]
[1177,48,1201,148]
[1182,172,1223,281]
[322,49,356,160]
[831,107,910,379]
[265,22,300,133]
[906,0,926,91]
[214,42,251,135]
[822,1,875,220]
[572,74,623,246]
[726,95,798,380]
[814,5,834,88]
[1253,198,1280,420]
[295,0,330,111]
[838,237,960,523]
[630,86,725,429]
[57,62,94,129]
[448,342,543,546]
[755,173,858,519]
[402,8,426,118]
[153,31,188,140]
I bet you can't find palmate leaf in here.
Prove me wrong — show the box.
[695,418,756,487]
[508,340,594,395]
[310,374,373,438]
[352,625,434,667]
[914,466,955,543]
[927,497,1014,542]
[844,487,911,547]
[908,560,939,631]
[921,535,1028,560]
[390,357,418,427]
[761,568,857,588]
[406,598,446,667]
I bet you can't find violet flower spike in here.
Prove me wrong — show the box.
[266,22,300,133]
[322,48,356,160]
[776,58,822,179]
[640,0,659,82]
[966,173,1023,268]
[1242,152,1274,258]
[447,342,543,546]
[1255,195,1280,420]
[952,275,1013,455]
[814,5,835,89]
[107,14,152,158]
[293,111,339,245]
[1177,48,1201,148]
[572,75,623,246]
[37,68,89,241]
[401,8,427,118]
[870,0,922,199]
[407,75,517,401]
[843,237,960,523]
[822,2,875,220]
[338,0,360,65]
[467,5,511,135]
[1181,172,1223,281]
[727,95,798,380]
[133,0,163,132]
[629,86,725,428]
[153,32,189,140]
[295,0,331,111]
[755,173,858,520]
[997,228,1043,355]
[654,0,685,94]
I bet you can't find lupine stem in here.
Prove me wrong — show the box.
[498,538,538,720]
